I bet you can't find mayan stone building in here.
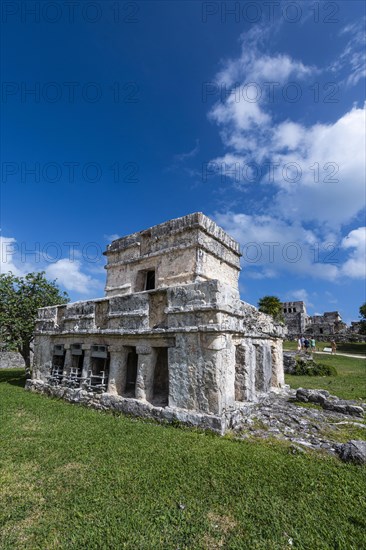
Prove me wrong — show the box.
[27,213,286,433]
[281,301,355,340]
[281,301,309,337]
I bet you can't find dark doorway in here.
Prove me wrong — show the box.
[145,270,155,291]
[51,348,65,383]
[70,352,84,382]
[152,348,169,406]
[124,348,138,397]
[90,346,110,391]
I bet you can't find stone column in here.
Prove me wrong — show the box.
[135,344,157,402]
[62,345,72,382]
[33,335,53,382]
[234,344,246,402]
[202,333,234,415]
[271,339,285,387]
[107,345,130,396]
[244,341,256,401]
[81,344,91,387]
[254,341,272,393]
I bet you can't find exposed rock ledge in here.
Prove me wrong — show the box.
[230,389,365,463]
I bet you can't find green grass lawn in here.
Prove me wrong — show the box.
[285,353,366,400]
[283,340,366,355]
[1,369,366,549]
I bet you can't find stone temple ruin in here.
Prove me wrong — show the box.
[27,213,286,433]
[281,301,365,341]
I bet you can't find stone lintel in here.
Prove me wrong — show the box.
[108,343,127,353]
[81,344,92,351]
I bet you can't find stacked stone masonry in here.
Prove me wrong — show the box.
[28,213,286,433]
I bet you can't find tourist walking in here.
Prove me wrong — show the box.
[331,339,337,355]
[297,337,302,352]
[310,337,316,353]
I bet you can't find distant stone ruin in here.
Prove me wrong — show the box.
[281,301,365,341]
[27,213,286,433]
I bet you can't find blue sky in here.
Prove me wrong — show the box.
[1,0,365,323]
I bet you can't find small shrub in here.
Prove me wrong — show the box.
[293,359,337,377]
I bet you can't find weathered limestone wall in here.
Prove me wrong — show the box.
[168,332,235,415]
[233,337,284,403]
[104,213,241,297]
[0,351,25,369]
[105,247,198,296]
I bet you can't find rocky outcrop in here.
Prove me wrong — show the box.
[230,389,366,457]
[296,388,365,417]
[336,440,366,465]
[283,352,296,374]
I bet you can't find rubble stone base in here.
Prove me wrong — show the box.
[25,379,227,433]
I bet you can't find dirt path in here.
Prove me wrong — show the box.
[283,350,366,359]
[315,351,366,359]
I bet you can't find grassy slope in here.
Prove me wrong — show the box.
[285,354,366,400]
[1,369,366,550]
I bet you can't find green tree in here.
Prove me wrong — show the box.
[258,295,284,323]
[0,272,69,377]
[359,302,366,334]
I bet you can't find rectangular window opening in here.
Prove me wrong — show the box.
[145,270,155,291]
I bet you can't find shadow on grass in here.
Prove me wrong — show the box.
[0,368,26,387]
[337,342,366,355]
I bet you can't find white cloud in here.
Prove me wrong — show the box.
[174,139,200,161]
[104,233,121,242]
[210,97,270,132]
[214,211,339,280]
[272,106,366,225]
[0,236,34,277]
[208,23,366,228]
[1,237,22,276]
[332,19,366,87]
[272,121,305,151]
[0,235,103,296]
[285,289,315,310]
[340,227,366,279]
[286,289,311,304]
[214,212,366,282]
[216,23,315,88]
[46,258,103,294]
